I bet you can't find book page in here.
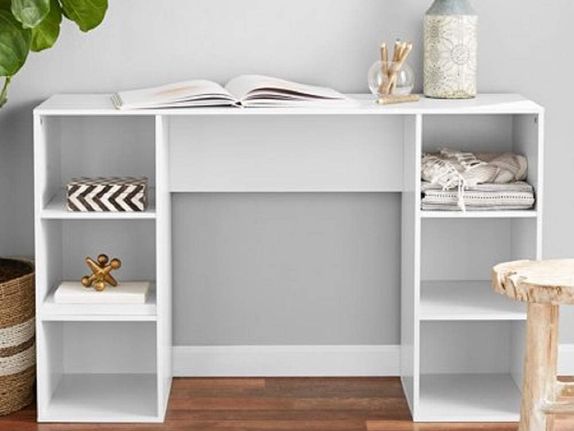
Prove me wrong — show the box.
[115,80,237,109]
[225,75,353,106]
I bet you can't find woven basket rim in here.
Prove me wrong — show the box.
[0,258,34,285]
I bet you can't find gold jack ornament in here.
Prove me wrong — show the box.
[80,254,122,291]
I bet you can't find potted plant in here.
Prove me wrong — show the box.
[0,0,108,107]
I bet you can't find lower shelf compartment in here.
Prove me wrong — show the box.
[417,374,521,422]
[40,373,160,423]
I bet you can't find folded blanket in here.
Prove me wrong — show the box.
[421,181,535,211]
[421,148,530,210]
[422,148,528,186]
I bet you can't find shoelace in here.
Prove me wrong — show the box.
[421,154,467,210]
[439,148,486,171]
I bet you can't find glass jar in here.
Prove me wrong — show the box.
[368,61,415,99]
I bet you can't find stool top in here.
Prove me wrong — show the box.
[492,259,574,304]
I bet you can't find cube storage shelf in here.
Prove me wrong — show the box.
[34,93,543,423]
[403,110,544,422]
[34,113,172,422]
[38,321,159,422]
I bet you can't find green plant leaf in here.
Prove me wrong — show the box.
[60,0,107,32]
[0,0,10,11]
[31,0,61,51]
[0,10,31,76]
[11,0,50,28]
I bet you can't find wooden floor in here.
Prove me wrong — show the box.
[1,377,574,431]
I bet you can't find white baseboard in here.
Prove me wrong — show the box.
[173,345,400,377]
[172,343,574,377]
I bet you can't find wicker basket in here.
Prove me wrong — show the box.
[0,259,35,416]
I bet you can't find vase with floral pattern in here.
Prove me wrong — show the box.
[424,0,477,99]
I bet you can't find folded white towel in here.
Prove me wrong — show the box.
[421,181,535,211]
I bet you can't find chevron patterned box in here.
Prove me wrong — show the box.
[67,177,148,212]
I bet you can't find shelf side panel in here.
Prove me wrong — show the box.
[401,114,422,417]
[510,113,543,390]
[36,321,64,420]
[513,113,543,220]
[34,115,63,417]
[156,115,173,419]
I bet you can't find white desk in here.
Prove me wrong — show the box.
[33,94,544,423]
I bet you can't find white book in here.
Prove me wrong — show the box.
[54,281,150,304]
[112,75,356,110]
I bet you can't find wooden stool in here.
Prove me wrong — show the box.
[493,259,574,431]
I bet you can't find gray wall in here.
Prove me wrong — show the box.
[2,0,574,344]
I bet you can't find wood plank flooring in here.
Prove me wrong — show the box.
[1,377,573,431]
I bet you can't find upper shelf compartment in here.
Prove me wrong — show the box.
[36,116,156,213]
[420,112,543,217]
[34,94,543,116]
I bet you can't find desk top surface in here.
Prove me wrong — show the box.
[34,93,543,116]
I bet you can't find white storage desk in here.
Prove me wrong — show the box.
[33,94,544,422]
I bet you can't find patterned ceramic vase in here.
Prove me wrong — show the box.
[424,0,477,99]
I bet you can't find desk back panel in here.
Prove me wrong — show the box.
[168,116,405,192]
[172,192,401,345]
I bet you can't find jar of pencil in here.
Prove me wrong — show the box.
[368,40,420,105]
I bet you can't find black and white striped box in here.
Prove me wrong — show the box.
[67,177,148,212]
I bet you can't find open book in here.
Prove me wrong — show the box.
[112,75,355,109]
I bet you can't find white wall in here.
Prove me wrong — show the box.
[1,0,574,344]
